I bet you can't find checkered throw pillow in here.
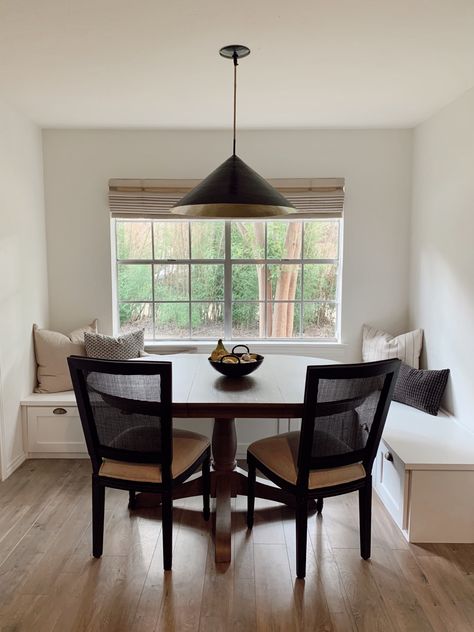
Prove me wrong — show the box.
[393,362,450,416]
[84,329,144,360]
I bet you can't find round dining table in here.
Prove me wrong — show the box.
[139,352,334,563]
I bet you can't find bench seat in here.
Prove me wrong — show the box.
[374,402,474,542]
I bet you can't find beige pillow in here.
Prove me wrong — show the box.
[362,324,423,369]
[33,320,98,393]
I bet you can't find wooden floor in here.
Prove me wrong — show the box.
[1,460,474,631]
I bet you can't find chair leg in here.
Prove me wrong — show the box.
[359,479,372,560]
[202,453,211,521]
[92,476,105,558]
[162,491,173,571]
[128,490,137,509]
[316,497,324,514]
[296,497,308,579]
[247,457,256,530]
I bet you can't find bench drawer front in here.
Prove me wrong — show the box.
[374,439,406,528]
[27,406,87,454]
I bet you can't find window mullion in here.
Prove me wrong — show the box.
[188,223,192,338]
[264,222,268,337]
[300,222,304,337]
[151,221,156,340]
[224,221,232,339]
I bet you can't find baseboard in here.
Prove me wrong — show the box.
[27,452,89,459]
[3,452,27,480]
[237,443,249,460]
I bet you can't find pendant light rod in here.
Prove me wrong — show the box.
[233,51,237,156]
[171,45,295,219]
[219,45,250,156]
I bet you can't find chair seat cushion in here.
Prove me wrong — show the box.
[248,432,366,490]
[99,429,209,483]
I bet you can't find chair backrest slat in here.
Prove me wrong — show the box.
[68,357,172,480]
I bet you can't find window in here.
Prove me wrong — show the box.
[113,218,342,341]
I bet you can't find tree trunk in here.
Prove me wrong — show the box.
[271,223,302,337]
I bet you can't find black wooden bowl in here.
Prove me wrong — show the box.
[208,345,264,377]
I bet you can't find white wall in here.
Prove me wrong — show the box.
[42,129,413,362]
[410,87,474,430]
[0,99,49,479]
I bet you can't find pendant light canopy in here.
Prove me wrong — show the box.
[172,45,295,218]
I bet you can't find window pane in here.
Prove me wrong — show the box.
[155,303,190,339]
[153,222,189,259]
[231,221,265,259]
[303,303,337,338]
[267,221,302,259]
[191,222,224,259]
[119,303,153,338]
[304,220,339,259]
[191,264,224,300]
[118,264,152,301]
[116,221,152,260]
[267,303,300,338]
[303,264,337,301]
[232,264,263,301]
[232,303,263,338]
[191,303,224,338]
[154,264,189,300]
[267,264,301,300]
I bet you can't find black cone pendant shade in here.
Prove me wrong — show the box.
[172,154,294,218]
[172,46,295,219]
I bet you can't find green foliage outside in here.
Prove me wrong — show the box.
[116,219,339,339]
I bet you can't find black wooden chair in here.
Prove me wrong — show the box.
[247,359,400,579]
[68,356,211,571]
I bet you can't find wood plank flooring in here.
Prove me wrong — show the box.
[1,459,473,632]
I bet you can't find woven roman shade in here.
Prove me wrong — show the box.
[109,178,344,219]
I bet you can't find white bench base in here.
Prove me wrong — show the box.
[21,391,86,458]
[374,402,474,543]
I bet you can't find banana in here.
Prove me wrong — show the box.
[210,339,229,362]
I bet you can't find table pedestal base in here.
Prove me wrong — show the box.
[134,417,307,563]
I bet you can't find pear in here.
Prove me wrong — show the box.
[210,339,229,362]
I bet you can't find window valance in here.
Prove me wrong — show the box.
[108,178,345,219]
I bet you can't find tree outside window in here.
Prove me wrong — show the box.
[115,218,340,340]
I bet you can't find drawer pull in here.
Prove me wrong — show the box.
[53,407,67,415]
[384,451,393,462]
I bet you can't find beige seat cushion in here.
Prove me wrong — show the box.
[248,432,366,490]
[99,429,210,483]
[34,320,98,393]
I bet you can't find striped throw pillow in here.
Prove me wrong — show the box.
[362,325,423,368]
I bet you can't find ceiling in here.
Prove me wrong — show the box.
[1,0,474,129]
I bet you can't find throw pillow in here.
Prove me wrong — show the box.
[393,362,450,416]
[84,329,145,360]
[362,324,423,368]
[34,320,98,393]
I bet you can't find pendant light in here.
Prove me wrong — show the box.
[172,45,295,218]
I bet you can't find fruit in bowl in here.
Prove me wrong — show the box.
[210,339,229,361]
[208,342,264,377]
